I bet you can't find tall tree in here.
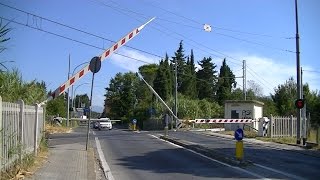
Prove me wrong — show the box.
[216,58,236,105]
[196,57,217,100]
[271,77,296,116]
[138,64,158,85]
[301,84,320,125]
[258,96,278,117]
[247,80,263,97]
[230,88,243,100]
[172,41,187,93]
[74,94,89,108]
[137,63,158,104]
[103,72,139,120]
[180,50,197,98]
[46,94,66,117]
[163,53,173,98]
[154,60,171,100]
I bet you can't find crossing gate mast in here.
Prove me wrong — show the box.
[40,17,155,106]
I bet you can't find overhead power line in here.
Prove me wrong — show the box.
[95,0,277,90]
[0,15,244,91]
[0,16,154,65]
[140,0,202,25]
[246,67,274,92]
[0,2,163,59]
[100,0,295,69]
[139,0,293,39]
[95,0,243,66]
[303,70,320,74]
[1,16,273,94]
[121,0,296,54]
[1,2,277,92]
[214,32,295,53]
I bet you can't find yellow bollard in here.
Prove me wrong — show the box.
[164,126,168,137]
[133,124,136,131]
[235,140,244,161]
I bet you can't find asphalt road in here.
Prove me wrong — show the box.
[92,128,263,180]
[162,131,320,180]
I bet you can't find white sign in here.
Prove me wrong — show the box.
[204,24,212,32]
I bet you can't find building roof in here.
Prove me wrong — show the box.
[224,100,264,106]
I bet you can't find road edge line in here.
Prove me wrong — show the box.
[254,163,306,180]
[147,134,270,180]
[95,137,114,180]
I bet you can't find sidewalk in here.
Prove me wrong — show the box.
[27,128,96,180]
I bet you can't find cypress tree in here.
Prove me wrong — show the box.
[180,49,197,98]
[216,58,236,105]
[163,53,173,98]
[196,57,217,100]
[171,40,186,93]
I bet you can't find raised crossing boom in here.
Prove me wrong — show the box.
[40,17,155,105]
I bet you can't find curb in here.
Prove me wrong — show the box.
[160,136,252,167]
[87,147,96,180]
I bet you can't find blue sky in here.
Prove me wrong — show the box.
[1,0,319,111]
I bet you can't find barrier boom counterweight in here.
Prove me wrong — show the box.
[40,17,155,105]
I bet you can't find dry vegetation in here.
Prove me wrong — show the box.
[1,123,74,179]
[45,124,73,135]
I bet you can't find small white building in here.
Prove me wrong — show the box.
[224,100,264,131]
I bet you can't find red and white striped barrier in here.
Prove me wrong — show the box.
[194,119,254,124]
[40,18,155,105]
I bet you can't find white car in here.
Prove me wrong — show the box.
[98,118,112,130]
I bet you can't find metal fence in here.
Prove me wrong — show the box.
[269,115,297,138]
[0,96,45,172]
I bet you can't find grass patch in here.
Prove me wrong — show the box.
[0,137,49,180]
[313,145,320,151]
[45,123,73,135]
[307,128,318,143]
[193,123,224,129]
[218,130,258,138]
[256,137,296,145]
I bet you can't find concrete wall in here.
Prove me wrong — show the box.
[253,105,263,130]
[224,100,264,131]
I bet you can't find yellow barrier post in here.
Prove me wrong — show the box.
[132,119,137,131]
[234,128,244,161]
[236,140,244,161]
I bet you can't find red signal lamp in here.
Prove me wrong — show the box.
[295,99,305,109]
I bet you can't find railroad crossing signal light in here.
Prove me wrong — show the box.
[295,99,305,109]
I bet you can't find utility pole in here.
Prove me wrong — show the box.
[66,54,71,127]
[243,60,247,100]
[174,58,178,129]
[295,0,302,145]
[301,68,307,145]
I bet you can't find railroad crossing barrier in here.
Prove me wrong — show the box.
[194,119,254,124]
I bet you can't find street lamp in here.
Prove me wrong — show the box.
[70,61,89,110]
[72,83,90,109]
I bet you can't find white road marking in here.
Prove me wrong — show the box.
[148,134,270,180]
[254,163,306,180]
[200,133,308,179]
[92,130,96,135]
[95,137,114,180]
[148,134,183,149]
